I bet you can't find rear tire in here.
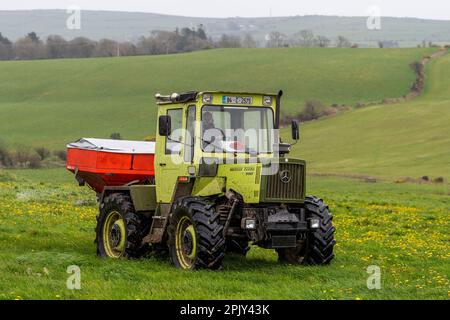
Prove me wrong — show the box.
[96,193,150,259]
[277,196,335,265]
[169,197,226,270]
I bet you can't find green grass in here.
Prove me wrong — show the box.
[0,170,448,300]
[289,50,450,180]
[0,47,432,149]
[1,47,449,300]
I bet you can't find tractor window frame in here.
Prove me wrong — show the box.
[184,105,196,163]
[165,108,184,155]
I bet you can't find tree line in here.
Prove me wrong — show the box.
[0,27,356,61]
[0,27,255,60]
[265,30,355,48]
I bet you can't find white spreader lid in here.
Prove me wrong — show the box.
[67,138,156,154]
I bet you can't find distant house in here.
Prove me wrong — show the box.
[378,40,400,48]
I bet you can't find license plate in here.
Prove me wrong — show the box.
[222,96,253,105]
[272,235,297,248]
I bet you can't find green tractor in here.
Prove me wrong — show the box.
[93,91,335,270]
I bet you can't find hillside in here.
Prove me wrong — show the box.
[293,50,450,180]
[1,10,450,47]
[0,47,431,149]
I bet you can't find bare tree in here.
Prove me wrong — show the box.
[266,31,287,48]
[151,30,181,54]
[336,36,352,48]
[317,36,331,48]
[217,34,242,48]
[298,30,315,47]
[94,39,118,57]
[46,35,68,59]
[68,37,96,58]
[242,33,257,48]
[14,36,46,60]
[118,41,137,56]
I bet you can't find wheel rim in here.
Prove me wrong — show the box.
[103,211,126,258]
[175,216,197,269]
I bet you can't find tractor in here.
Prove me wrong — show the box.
[68,91,336,270]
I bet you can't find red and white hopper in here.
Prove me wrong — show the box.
[66,138,155,193]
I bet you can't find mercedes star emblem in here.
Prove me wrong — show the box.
[279,170,292,184]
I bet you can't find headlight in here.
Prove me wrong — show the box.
[263,96,273,106]
[203,94,213,104]
[244,218,257,230]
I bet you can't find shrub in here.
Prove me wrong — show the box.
[433,177,444,184]
[298,100,325,121]
[11,148,42,168]
[35,147,51,160]
[110,132,122,140]
[410,61,424,74]
[28,153,42,169]
[0,143,12,167]
[54,150,67,161]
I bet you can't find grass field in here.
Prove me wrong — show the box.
[291,49,450,180]
[0,47,432,149]
[0,169,448,300]
[0,47,449,300]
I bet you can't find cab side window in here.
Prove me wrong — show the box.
[165,108,183,155]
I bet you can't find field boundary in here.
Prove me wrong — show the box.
[283,48,449,125]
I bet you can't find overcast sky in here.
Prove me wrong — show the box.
[1,0,449,20]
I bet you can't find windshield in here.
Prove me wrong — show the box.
[201,105,274,154]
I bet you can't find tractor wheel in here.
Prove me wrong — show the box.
[169,197,226,270]
[277,196,335,265]
[226,239,251,256]
[96,193,150,259]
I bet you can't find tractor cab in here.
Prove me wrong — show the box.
[154,91,302,204]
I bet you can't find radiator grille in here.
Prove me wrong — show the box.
[262,162,305,202]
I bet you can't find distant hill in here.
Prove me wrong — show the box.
[0,10,450,47]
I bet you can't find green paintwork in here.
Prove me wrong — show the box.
[154,91,306,204]
[216,163,262,203]
[130,185,157,211]
[191,177,225,197]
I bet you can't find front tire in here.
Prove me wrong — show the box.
[169,197,226,270]
[96,193,150,259]
[277,196,335,265]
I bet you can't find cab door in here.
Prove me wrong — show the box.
[155,106,185,203]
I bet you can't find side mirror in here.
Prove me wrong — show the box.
[291,120,300,141]
[159,115,171,136]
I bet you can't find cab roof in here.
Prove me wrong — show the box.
[155,91,280,105]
